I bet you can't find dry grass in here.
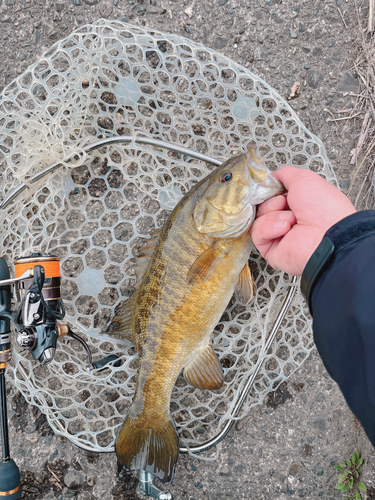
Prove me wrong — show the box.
[346,0,375,209]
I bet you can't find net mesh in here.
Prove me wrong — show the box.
[0,20,336,453]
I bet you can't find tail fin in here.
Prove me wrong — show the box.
[116,415,180,484]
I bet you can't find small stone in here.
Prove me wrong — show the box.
[33,30,41,44]
[308,68,324,88]
[132,2,147,15]
[336,0,344,5]
[113,0,118,5]
[254,47,262,60]
[313,47,323,56]
[73,0,82,5]
[300,71,307,78]
[311,418,326,431]
[290,30,298,39]
[337,72,359,92]
[325,99,333,106]
[99,2,112,17]
[184,25,192,33]
[332,49,342,61]
[195,482,203,489]
[328,40,336,47]
[214,37,228,49]
[55,2,64,10]
[302,46,311,53]
[218,0,229,5]
[121,17,128,22]
[340,180,350,189]
[83,0,99,4]
[299,22,306,32]
[290,463,298,476]
[294,6,299,11]
[64,471,85,489]
[266,0,272,5]
[324,58,331,65]
[304,64,311,69]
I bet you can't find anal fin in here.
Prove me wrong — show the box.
[235,262,255,304]
[184,339,224,390]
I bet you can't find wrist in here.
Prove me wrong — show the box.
[301,211,375,314]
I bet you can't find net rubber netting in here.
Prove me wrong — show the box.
[0,20,337,453]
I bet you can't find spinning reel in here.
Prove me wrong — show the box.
[0,253,120,499]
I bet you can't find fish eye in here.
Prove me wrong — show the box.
[219,171,232,182]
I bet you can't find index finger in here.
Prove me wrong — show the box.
[271,165,318,190]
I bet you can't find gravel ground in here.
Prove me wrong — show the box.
[1,0,375,499]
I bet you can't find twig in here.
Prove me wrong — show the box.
[328,112,363,122]
[350,112,371,164]
[337,6,349,29]
[335,108,356,113]
[369,0,374,32]
[308,115,315,135]
[324,108,335,118]
[348,140,375,195]
[47,466,63,490]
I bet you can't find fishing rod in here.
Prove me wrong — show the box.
[0,253,120,499]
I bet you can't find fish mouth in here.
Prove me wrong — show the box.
[244,147,270,183]
[244,147,285,203]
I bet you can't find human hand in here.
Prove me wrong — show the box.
[250,166,356,276]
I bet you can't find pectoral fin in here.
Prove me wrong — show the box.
[184,340,224,390]
[235,262,255,304]
[187,240,234,285]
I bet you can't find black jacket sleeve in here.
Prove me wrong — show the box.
[301,210,375,446]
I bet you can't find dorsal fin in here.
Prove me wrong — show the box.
[106,229,162,347]
[106,294,138,348]
[131,229,162,287]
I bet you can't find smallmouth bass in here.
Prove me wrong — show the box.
[112,148,284,483]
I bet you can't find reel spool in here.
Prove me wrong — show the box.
[0,21,337,455]
[14,255,61,303]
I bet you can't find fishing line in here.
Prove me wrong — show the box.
[15,0,32,254]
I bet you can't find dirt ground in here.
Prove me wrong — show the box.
[1,0,375,499]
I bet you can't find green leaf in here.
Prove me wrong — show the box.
[356,492,361,500]
[335,483,344,490]
[346,458,352,467]
[357,458,363,467]
[342,484,348,493]
[334,465,343,471]
[357,481,367,492]
[352,452,359,463]
[349,477,353,488]
[338,473,347,484]
[339,461,347,468]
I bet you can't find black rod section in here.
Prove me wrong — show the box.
[0,368,10,461]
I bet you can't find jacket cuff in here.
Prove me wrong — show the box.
[301,210,375,313]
